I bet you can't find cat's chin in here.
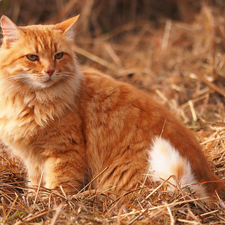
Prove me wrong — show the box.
[31,80,57,90]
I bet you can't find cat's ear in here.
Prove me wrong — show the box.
[56,15,80,40]
[1,15,22,47]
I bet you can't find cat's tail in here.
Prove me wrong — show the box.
[147,136,207,199]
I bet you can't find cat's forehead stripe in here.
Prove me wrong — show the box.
[36,29,55,52]
[24,27,59,53]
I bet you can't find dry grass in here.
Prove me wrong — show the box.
[0,0,225,224]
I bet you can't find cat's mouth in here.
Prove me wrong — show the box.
[44,77,53,83]
[30,76,56,89]
[29,72,62,89]
[40,78,55,87]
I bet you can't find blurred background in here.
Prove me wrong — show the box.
[1,0,225,126]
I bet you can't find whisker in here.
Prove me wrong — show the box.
[2,75,26,81]
[60,72,74,75]
[59,72,75,77]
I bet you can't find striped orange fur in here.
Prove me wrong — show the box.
[0,15,224,201]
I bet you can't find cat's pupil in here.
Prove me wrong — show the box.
[26,55,39,61]
[55,52,63,60]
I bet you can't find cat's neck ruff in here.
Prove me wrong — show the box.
[0,66,82,141]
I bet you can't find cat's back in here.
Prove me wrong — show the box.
[81,68,181,125]
[81,68,160,109]
[79,68,222,195]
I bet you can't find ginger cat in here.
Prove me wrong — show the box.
[0,15,224,200]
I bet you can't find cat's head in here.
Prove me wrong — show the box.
[0,15,80,90]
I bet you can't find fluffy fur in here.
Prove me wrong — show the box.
[148,136,206,198]
[0,15,224,199]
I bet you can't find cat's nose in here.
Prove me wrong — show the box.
[45,69,55,76]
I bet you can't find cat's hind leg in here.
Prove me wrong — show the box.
[94,156,149,195]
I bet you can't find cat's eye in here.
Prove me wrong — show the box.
[55,52,64,60]
[26,55,39,61]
